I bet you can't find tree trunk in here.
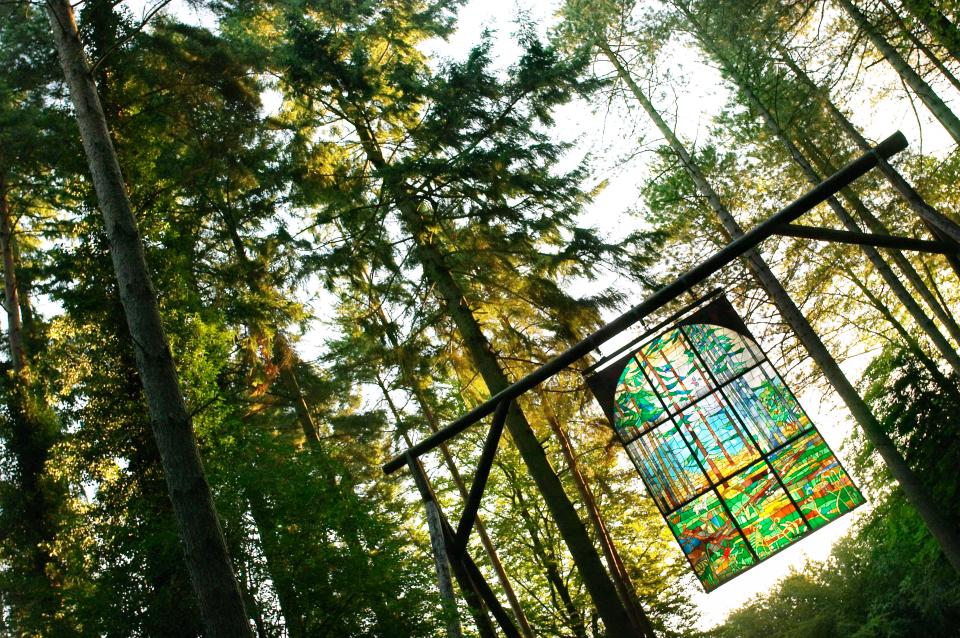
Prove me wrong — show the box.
[676,21,960,376]
[836,0,960,144]
[797,136,960,350]
[602,29,960,573]
[775,45,960,282]
[245,488,307,638]
[731,60,960,375]
[534,388,654,637]
[377,371,536,638]
[1,177,25,373]
[45,2,253,635]
[843,264,960,398]
[404,234,637,636]
[878,0,960,92]
[220,208,322,448]
[900,0,960,64]
[345,112,640,635]
[0,177,69,634]
[506,467,588,638]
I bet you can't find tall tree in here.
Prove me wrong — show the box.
[836,0,960,144]
[673,0,960,574]
[559,0,960,574]
[228,0,657,629]
[0,7,75,633]
[44,1,253,634]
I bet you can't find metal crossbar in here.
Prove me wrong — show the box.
[777,223,960,254]
[454,398,510,554]
[383,130,909,475]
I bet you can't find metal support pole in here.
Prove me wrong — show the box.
[406,454,464,638]
[441,517,523,638]
[455,399,511,553]
[383,131,908,475]
[407,453,519,638]
[777,223,960,254]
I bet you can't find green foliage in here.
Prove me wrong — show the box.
[3,0,960,635]
[710,346,960,638]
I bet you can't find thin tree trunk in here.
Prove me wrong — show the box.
[245,488,307,638]
[775,45,960,282]
[1,178,25,373]
[0,177,68,634]
[534,388,654,637]
[920,258,957,325]
[220,208,322,447]
[878,0,960,92]
[900,0,960,64]
[843,264,960,397]
[45,2,252,634]
[797,136,960,350]
[507,468,588,638]
[376,371,536,638]
[346,113,640,635]
[836,0,960,144]
[677,21,960,376]
[602,29,960,573]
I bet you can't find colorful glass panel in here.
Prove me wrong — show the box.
[718,461,806,558]
[625,422,709,512]
[769,431,865,530]
[726,363,810,453]
[675,393,760,483]
[682,324,763,384]
[667,490,755,590]
[635,330,711,413]
[614,357,663,440]
[597,298,865,591]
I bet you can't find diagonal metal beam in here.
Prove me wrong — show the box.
[383,131,908,475]
[775,224,960,254]
[454,399,511,554]
[441,515,522,638]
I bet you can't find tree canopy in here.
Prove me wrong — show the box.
[0,0,958,636]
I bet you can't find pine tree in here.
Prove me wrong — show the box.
[45,0,253,633]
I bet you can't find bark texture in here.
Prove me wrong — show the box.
[837,0,960,144]
[45,1,253,634]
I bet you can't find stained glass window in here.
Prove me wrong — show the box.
[587,297,865,591]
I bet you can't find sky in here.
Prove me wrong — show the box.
[96,0,960,630]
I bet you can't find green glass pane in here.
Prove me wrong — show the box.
[603,316,866,591]
[668,490,755,591]
[614,357,663,438]
[723,363,811,452]
[637,329,710,413]
[625,422,709,513]
[769,431,865,529]
[675,392,760,484]
[683,324,764,384]
[719,460,807,558]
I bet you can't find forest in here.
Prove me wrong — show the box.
[1,0,959,635]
